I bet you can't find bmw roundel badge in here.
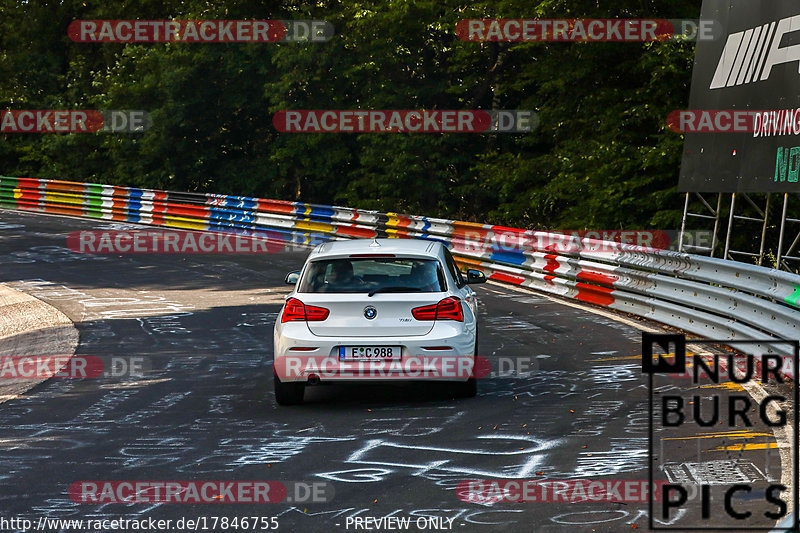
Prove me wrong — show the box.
[364,306,377,320]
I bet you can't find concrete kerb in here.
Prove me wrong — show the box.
[0,284,79,404]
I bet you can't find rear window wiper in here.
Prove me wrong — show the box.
[367,286,422,297]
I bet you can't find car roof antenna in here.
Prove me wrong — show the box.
[370,239,381,247]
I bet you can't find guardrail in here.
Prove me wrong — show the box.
[1,176,798,376]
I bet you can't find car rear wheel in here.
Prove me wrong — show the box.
[451,332,478,398]
[274,374,305,405]
[451,375,477,398]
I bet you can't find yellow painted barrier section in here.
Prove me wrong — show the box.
[295,220,332,233]
[163,217,208,230]
[44,191,84,205]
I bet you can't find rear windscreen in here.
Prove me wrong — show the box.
[297,258,446,294]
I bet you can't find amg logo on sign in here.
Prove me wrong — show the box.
[710,14,800,89]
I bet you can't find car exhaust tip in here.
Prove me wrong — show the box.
[307,374,320,385]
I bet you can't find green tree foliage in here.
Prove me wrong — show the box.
[0,0,701,230]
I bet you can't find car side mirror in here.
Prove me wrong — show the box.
[285,271,300,285]
[466,269,486,284]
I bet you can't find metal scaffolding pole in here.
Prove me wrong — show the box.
[724,193,735,261]
[678,193,689,253]
[778,193,788,268]
[679,193,722,256]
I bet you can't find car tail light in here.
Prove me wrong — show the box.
[411,302,438,321]
[304,304,330,321]
[435,297,465,321]
[412,297,464,322]
[281,298,330,323]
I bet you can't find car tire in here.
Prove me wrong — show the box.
[452,375,477,398]
[274,374,305,405]
[451,331,478,398]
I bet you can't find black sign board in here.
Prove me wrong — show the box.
[679,0,800,192]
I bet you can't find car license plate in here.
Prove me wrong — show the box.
[339,346,402,361]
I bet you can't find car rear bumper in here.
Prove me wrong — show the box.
[273,322,476,383]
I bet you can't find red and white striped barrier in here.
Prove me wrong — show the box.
[1,176,798,376]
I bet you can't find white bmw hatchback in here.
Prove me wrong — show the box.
[272,238,485,405]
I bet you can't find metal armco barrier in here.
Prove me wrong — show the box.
[1,176,798,377]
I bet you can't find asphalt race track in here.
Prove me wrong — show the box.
[0,210,787,532]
